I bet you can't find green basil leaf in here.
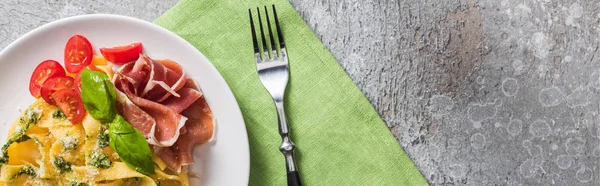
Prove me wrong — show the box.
[80,69,117,122]
[108,115,154,175]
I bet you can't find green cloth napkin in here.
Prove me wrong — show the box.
[154,0,427,185]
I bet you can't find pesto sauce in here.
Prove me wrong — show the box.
[67,181,84,186]
[0,133,31,164]
[31,137,43,148]
[14,135,30,143]
[122,177,142,185]
[0,107,41,164]
[97,132,109,149]
[23,108,41,128]
[52,109,66,119]
[18,165,37,176]
[0,155,7,165]
[53,157,72,173]
[9,165,37,182]
[88,152,111,169]
[60,135,78,151]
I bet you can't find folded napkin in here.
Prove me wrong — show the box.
[154,0,427,185]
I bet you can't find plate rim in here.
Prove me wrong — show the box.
[0,14,250,185]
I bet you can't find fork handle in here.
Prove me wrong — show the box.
[287,170,302,186]
[274,100,302,186]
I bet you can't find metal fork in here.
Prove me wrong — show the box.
[249,5,302,186]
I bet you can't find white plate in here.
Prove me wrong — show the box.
[0,14,249,185]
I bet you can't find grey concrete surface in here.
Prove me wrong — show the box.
[1,0,599,185]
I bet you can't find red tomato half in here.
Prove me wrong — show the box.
[64,35,93,73]
[40,76,75,105]
[99,43,143,64]
[52,89,86,124]
[29,60,66,98]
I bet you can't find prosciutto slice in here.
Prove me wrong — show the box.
[162,88,202,113]
[115,83,188,147]
[157,80,215,172]
[156,147,182,172]
[113,55,214,172]
[115,90,154,136]
[175,95,214,165]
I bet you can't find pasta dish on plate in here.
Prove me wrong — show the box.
[0,34,215,186]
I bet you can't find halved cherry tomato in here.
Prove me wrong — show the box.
[40,76,75,105]
[99,43,142,64]
[52,89,86,124]
[29,60,66,98]
[64,35,93,73]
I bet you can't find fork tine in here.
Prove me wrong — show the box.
[264,6,277,58]
[257,7,269,60]
[249,9,260,54]
[272,5,285,50]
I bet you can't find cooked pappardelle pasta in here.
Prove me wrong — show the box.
[0,99,188,186]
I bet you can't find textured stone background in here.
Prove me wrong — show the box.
[1,0,600,185]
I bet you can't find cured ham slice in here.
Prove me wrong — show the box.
[114,59,147,96]
[141,57,186,102]
[157,79,214,171]
[162,88,202,113]
[129,95,188,147]
[116,55,186,101]
[115,87,187,147]
[156,115,213,172]
[150,59,187,101]
[115,90,154,136]
[114,55,190,147]
[156,147,182,172]
[175,95,214,165]
[113,55,214,172]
